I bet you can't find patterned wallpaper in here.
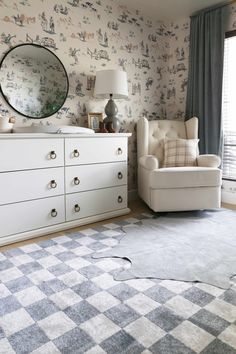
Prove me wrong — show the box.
[1,1,234,190]
[164,19,190,121]
[0,0,173,190]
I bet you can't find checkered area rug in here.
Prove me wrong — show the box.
[1,214,236,354]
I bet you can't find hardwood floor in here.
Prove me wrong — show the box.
[222,202,236,210]
[1,199,235,252]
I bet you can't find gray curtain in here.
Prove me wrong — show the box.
[186,5,229,155]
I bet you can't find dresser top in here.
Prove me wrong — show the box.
[0,133,132,139]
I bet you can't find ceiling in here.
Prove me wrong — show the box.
[121,0,226,20]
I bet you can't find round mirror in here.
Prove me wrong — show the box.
[0,44,69,118]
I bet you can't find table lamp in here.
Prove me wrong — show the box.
[94,69,128,132]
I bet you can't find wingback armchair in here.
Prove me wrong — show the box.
[137,117,222,212]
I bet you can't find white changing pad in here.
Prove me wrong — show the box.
[13,125,95,134]
[56,126,95,134]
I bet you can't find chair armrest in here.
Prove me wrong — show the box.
[139,155,159,170]
[197,154,221,168]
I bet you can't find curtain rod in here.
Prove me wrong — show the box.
[191,0,236,17]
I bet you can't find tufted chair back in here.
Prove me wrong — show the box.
[137,117,198,167]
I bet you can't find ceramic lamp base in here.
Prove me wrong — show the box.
[104,96,120,132]
[104,116,120,132]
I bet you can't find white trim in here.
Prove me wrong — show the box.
[222,180,236,204]
[0,208,130,246]
[0,133,132,139]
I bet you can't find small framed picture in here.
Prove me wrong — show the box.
[88,112,103,132]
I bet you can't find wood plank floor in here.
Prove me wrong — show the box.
[0,199,235,252]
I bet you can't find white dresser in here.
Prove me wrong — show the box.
[0,133,131,246]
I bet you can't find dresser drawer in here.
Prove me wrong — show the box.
[66,186,127,221]
[65,162,127,194]
[0,167,64,205]
[0,138,64,172]
[0,196,65,238]
[65,137,127,165]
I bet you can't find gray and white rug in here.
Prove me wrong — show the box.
[94,209,236,289]
[0,213,236,354]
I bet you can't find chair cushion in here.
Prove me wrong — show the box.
[148,120,187,166]
[163,139,199,167]
[150,167,222,189]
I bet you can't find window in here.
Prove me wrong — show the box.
[222,31,236,181]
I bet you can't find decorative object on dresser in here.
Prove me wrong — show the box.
[99,121,108,133]
[106,121,116,133]
[94,69,128,132]
[137,117,222,212]
[0,133,131,246]
[87,112,103,132]
[0,43,69,119]
[0,116,15,133]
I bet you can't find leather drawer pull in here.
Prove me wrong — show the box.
[50,180,57,189]
[51,208,58,217]
[118,172,123,179]
[49,151,57,159]
[118,196,123,203]
[74,204,80,212]
[74,177,80,185]
[73,149,79,157]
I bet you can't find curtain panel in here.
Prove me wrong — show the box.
[186,5,229,155]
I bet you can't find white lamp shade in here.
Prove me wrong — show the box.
[94,70,128,99]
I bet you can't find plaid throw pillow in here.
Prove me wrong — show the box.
[163,139,199,167]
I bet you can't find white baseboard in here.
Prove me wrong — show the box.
[222,180,236,205]
[222,191,236,204]
[128,189,138,201]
